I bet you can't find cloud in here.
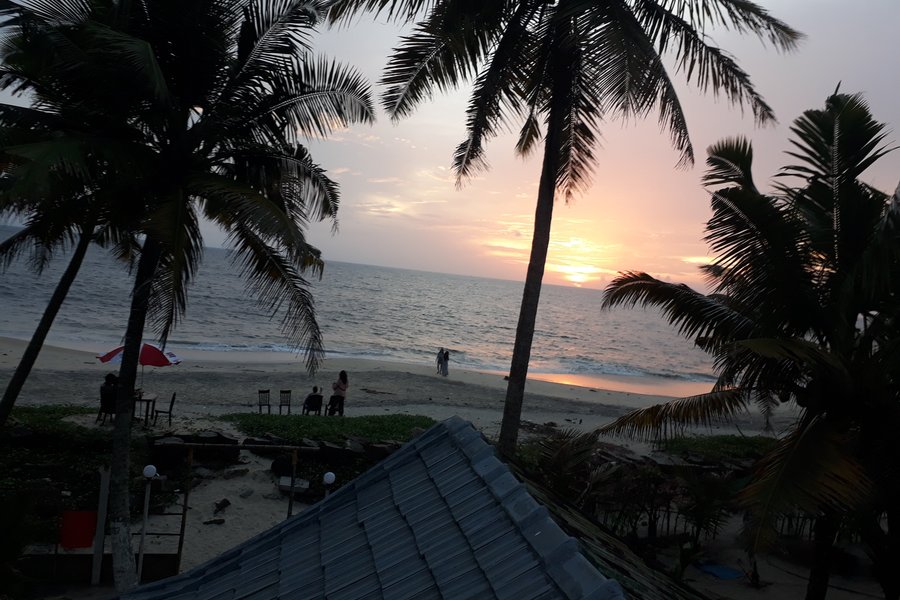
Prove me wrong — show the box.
[366,176,404,184]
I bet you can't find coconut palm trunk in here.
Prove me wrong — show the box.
[806,513,838,600]
[0,224,93,428]
[498,88,565,457]
[109,236,162,591]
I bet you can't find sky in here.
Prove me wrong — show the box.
[218,0,892,292]
[4,2,895,291]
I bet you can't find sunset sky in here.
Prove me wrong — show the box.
[238,0,899,291]
[3,2,895,292]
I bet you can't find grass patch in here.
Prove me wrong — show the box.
[657,434,777,463]
[220,413,436,444]
[10,404,96,430]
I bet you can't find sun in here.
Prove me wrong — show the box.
[553,264,600,287]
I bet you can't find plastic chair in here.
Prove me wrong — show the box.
[258,389,271,414]
[153,393,177,427]
[279,390,292,415]
[326,395,344,417]
[96,385,117,424]
[302,392,323,415]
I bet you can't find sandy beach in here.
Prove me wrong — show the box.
[0,336,785,438]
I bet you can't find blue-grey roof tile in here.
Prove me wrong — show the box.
[327,571,383,600]
[439,574,494,600]
[379,570,441,600]
[121,418,625,600]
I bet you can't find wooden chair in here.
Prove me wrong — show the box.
[279,390,292,415]
[153,392,177,427]
[258,389,271,414]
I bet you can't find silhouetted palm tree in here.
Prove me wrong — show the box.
[601,91,900,599]
[0,24,146,427]
[328,0,800,455]
[0,0,374,590]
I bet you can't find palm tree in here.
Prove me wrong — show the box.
[0,30,145,428]
[328,0,801,456]
[600,91,900,599]
[1,0,374,590]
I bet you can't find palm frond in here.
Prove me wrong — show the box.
[581,0,693,167]
[543,14,605,200]
[603,271,756,343]
[380,3,506,121]
[81,22,172,104]
[657,0,801,51]
[782,92,895,187]
[0,0,91,24]
[226,224,324,374]
[704,184,817,324]
[597,388,749,440]
[325,0,432,25]
[514,107,542,157]
[736,338,847,374]
[190,172,308,247]
[235,55,374,141]
[237,0,320,68]
[740,414,872,553]
[146,201,204,346]
[633,0,786,126]
[703,136,756,191]
[452,2,536,184]
[0,222,40,269]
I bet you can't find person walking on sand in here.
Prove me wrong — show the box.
[327,370,348,416]
[436,347,445,375]
[441,349,450,377]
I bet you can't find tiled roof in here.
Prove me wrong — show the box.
[122,417,625,600]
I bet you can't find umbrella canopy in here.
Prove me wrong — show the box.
[97,343,181,367]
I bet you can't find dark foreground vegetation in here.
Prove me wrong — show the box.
[0,406,436,599]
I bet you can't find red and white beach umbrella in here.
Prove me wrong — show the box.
[97,343,181,367]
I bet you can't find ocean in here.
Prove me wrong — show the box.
[0,224,715,395]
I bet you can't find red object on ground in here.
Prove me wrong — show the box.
[59,511,98,549]
[97,343,181,367]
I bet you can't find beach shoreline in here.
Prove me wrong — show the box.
[1,335,788,437]
[14,333,716,400]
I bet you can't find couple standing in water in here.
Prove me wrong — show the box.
[435,348,450,377]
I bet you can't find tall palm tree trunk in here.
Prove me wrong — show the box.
[109,235,162,592]
[0,225,93,428]
[861,511,900,600]
[497,103,564,457]
[805,513,838,600]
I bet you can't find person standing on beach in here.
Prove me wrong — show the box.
[328,370,348,416]
[436,347,445,375]
[441,349,450,377]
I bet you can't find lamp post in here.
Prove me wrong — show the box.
[323,472,336,497]
[137,464,157,582]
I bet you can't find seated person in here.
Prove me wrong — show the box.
[97,373,119,422]
[302,386,324,415]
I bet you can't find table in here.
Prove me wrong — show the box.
[135,393,157,424]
